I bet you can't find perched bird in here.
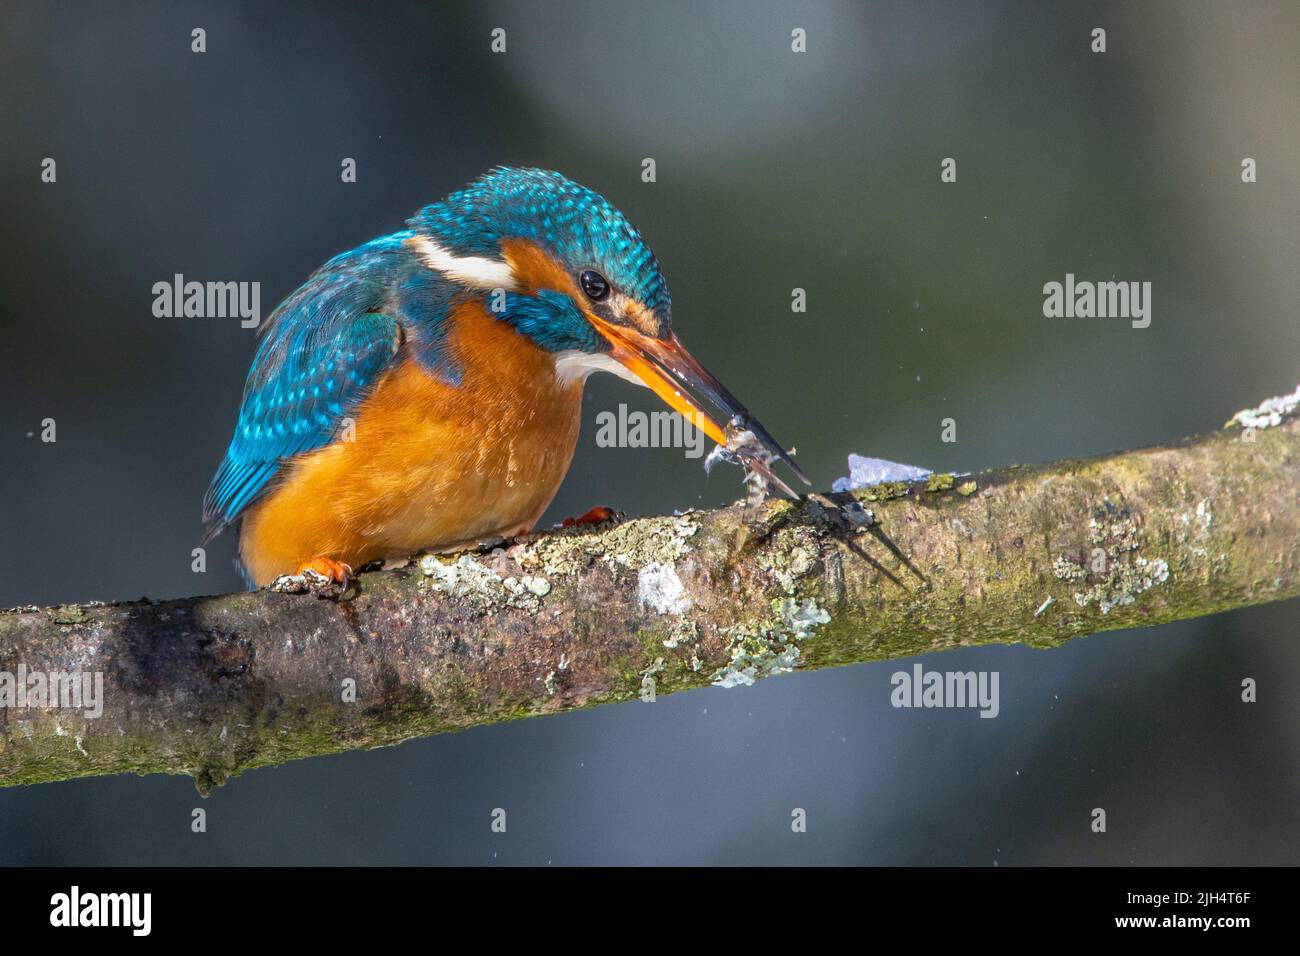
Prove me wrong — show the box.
[202,167,806,587]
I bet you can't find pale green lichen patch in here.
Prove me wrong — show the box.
[779,597,832,638]
[957,480,978,496]
[1089,505,1142,556]
[662,618,698,650]
[711,597,831,687]
[1052,555,1087,582]
[1051,501,1171,614]
[637,561,691,614]
[1195,499,1212,532]
[756,526,821,594]
[925,473,955,492]
[1070,556,1170,614]
[852,480,913,503]
[418,554,549,614]
[1225,383,1299,430]
[543,653,570,697]
[509,514,699,578]
[640,657,665,698]
[49,605,91,625]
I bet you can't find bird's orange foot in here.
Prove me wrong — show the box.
[270,556,353,597]
[561,505,623,528]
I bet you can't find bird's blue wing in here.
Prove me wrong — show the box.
[202,240,408,539]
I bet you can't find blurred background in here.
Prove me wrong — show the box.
[1,0,1297,864]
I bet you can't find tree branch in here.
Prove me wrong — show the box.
[2,401,1297,792]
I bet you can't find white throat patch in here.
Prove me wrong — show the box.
[553,351,645,388]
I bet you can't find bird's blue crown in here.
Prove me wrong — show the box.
[408,167,671,327]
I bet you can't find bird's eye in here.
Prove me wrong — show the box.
[579,270,610,302]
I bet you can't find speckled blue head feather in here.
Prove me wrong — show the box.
[409,167,672,330]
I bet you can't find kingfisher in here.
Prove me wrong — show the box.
[202,167,807,588]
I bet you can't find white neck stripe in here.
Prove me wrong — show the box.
[407,234,518,291]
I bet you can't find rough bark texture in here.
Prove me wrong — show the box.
[1,412,1296,792]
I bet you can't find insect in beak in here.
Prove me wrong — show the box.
[587,314,811,496]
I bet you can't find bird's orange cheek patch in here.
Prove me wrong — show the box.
[500,239,580,298]
[499,238,659,337]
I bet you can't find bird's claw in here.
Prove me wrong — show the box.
[561,505,623,528]
[270,557,353,598]
[269,573,311,594]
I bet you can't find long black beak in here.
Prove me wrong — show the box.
[588,316,811,490]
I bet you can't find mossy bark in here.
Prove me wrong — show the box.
[1,415,1296,792]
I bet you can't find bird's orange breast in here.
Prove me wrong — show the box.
[238,297,585,585]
